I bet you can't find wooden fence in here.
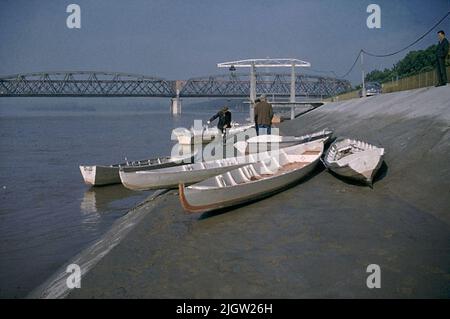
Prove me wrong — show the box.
[326,66,450,102]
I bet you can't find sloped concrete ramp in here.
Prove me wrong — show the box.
[283,86,450,225]
[61,86,450,298]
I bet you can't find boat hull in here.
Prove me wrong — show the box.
[79,165,120,186]
[235,129,333,154]
[177,135,214,145]
[174,124,254,145]
[119,164,248,191]
[324,139,384,185]
[179,141,324,213]
[80,156,193,186]
[327,153,383,184]
[179,161,319,213]
[120,142,320,191]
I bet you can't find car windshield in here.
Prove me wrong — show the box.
[366,82,381,89]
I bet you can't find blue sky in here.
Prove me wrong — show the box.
[0,0,449,84]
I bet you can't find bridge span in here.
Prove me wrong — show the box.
[0,71,351,114]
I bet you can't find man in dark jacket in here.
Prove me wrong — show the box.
[254,95,273,135]
[436,30,449,87]
[207,106,232,134]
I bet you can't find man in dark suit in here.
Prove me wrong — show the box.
[207,106,232,135]
[436,30,449,87]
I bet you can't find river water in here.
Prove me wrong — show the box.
[0,98,247,298]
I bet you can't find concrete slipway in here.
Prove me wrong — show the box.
[34,86,450,298]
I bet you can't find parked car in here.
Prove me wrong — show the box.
[359,82,382,97]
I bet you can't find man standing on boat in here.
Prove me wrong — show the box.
[207,106,232,137]
[435,30,449,87]
[254,95,273,135]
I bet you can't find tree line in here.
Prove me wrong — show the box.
[364,44,449,84]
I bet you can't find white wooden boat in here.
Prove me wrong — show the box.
[119,149,276,191]
[119,141,312,191]
[234,129,333,154]
[323,138,384,185]
[79,154,193,186]
[179,140,324,214]
[172,122,254,145]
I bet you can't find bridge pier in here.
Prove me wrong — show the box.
[171,80,184,115]
[249,63,256,121]
[290,63,296,120]
[170,97,181,115]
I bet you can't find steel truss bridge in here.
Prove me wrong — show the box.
[0,71,351,98]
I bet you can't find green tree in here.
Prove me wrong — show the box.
[364,44,447,84]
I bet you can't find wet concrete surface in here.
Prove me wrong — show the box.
[68,87,450,298]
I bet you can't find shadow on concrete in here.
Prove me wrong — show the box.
[373,161,389,184]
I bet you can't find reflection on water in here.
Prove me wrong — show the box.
[81,184,140,214]
[80,185,149,233]
[80,190,100,215]
[80,190,101,226]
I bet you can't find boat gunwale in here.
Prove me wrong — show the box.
[179,156,321,214]
[179,142,324,213]
[186,154,321,191]
[324,138,384,167]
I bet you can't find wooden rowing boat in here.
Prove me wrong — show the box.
[323,138,384,185]
[119,150,271,191]
[179,140,324,214]
[172,122,254,145]
[234,129,333,154]
[79,154,193,186]
[119,141,313,191]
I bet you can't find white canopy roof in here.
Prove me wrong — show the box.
[217,58,311,68]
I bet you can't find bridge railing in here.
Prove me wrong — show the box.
[0,72,176,97]
[0,71,351,98]
[179,73,351,98]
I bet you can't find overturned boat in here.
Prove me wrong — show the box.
[234,129,333,154]
[179,139,324,214]
[323,138,384,185]
[80,154,193,186]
